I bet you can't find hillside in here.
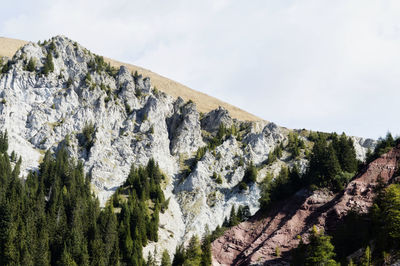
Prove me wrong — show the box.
[212,140,400,265]
[0,35,377,264]
[0,36,261,122]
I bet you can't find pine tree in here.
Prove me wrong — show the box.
[243,161,257,183]
[60,245,78,266]
[229,205,239,226]
[305,226,337,266]
[185,235,202,266]
[360,246,371,266]
[42,52,54,76]
[0,130,8,153]
[27,58,36,72]
[334,134,357,173]
[201,235,212,266]
[308,135,341,189]
[172,244,185,266]
[161,250,172,266]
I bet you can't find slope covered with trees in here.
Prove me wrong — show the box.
[287,133,400,265]
[0,132,167,266]
[213,131,400,265]
[259,132,359,212]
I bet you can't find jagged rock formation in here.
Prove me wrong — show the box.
[211,145,400,265]
[0,36,262,122]
[0,35,376,260]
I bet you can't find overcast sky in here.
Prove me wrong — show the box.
[1,0,399,139]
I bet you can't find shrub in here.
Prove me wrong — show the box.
[135,88,142,97]
[79,122,95,152]
[26,58,36,72]
[66,78,73,88]
[153,87,159,95]
[211,172,218,180]
[195,147,207,161]
[84,72,92,87]
[243,161,257,183]
[42,52,54,75]
[1,61,10,73]
[125,102,132,114]
[239,181,248,191]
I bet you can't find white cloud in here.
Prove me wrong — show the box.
[1,0,400,139]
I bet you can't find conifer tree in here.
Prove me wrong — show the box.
[161,250,172,266]
[26,58,36,72]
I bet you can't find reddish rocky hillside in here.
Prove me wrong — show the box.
[212,145,400,265]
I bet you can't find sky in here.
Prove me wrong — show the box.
[1,0,399,139]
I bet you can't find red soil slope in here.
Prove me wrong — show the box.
[212,145,400,265]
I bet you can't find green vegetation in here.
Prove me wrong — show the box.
[0,130,8,153]
[290,132,400,265]
[26,58,36,72]
[243,161,257,183]
[66,77,73,88]
[86,55,118,77]
[125,102,132,114]
[172,205,250,265]
[173,235,204,266]
[306,132,358,191]
[195,146,207,162]
[0,142,120,265]
[291,181,400,265]
[259,132,359,211]
[239,161,257,191]
[111,159,166,264]
[259,165,302,210]
[78,122,95,153]
[369,183,400,257]
[42,52,54,76]
[286,132,305,158]
[135,88,142,97]
[223,205,250,227]
[267,143,283,164]
[161,250,171,266]
[1,60,11,74]
[211,172,223,184]
[84,72,92,87]
[206,123,237,151]
[366,132,398,164]
[0,131,167,265]
[292,226,337,266]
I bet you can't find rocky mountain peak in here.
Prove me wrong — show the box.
[201,106,233,133]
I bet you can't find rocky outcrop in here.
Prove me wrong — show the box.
[351,136,376,161]
[201,106,233,133]
[243,122,285,165]
[167,98,204,155]
[212,145,400,265]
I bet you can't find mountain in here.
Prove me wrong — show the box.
[0,36,261,121]
[0,35,376,263]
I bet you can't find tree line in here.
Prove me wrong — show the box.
[0,132,169,266]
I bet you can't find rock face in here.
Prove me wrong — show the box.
[211,145,400,266]
[0,35,376,260]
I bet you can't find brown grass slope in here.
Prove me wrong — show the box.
[0,36,262,122]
